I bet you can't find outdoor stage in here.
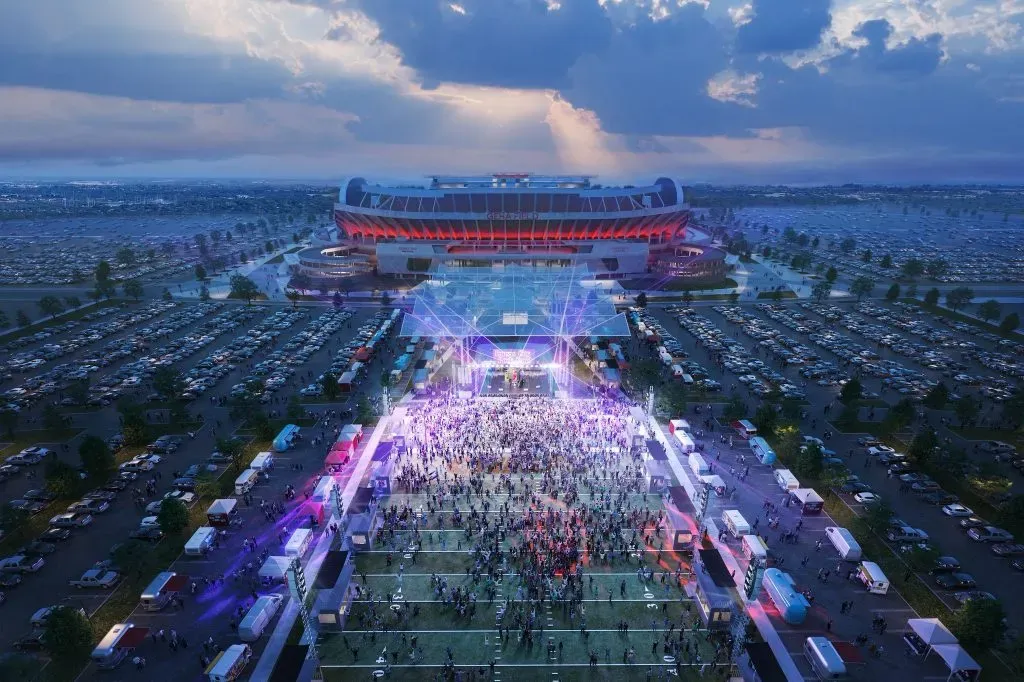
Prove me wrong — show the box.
[477,367,553,397]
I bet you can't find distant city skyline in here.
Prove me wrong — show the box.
[1,0,1023,183]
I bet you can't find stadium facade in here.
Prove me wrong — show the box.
[320,174,723,278]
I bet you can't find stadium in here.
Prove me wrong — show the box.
[297,174,726,281]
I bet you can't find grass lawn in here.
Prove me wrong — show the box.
[0,299,122,343]
[266,245,305,265]
[948,425,1024,448]
[755,291,797,300]
[0,427,82,455]
[899,298,1024,343]
[619,277,738,292]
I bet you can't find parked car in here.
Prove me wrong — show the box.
[23,489,57,502]
[934,573,977,590]
[992,543,1024,557]
[38,528,72,543]
[960,516,989,529]
[928,556,961,575]
[942,504,974,517]
[128,527,164,542]
[854,492,882,505]
[968,526,1014,543]
[952,591,996,605]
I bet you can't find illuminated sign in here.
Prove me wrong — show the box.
[487,211,541,221]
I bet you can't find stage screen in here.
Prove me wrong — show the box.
[502,312,529,326]
[493,348,534,367]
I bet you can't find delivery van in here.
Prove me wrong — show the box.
[688,452,709,477]
[804,637,847,680]
[206,643,253,682]
[248,451,274,473]
[857,561,890,594]
[233,469,259,496]
[742,535,768,564]
[284,528,312,558]
[238,594,284,642]
[722,509,750,537]
[824,526,862,561]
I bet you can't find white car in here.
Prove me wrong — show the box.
[139,516,161,529]
[854,492,882,505]
[942,504,974,518]
[163,490,197,505]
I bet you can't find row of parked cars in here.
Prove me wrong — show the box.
[629,308,721,391]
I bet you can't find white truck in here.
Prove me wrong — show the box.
[69,569,121,589]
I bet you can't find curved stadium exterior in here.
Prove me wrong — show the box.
[316,174,723,279]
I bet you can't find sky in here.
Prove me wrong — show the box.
[1,0,1023,184]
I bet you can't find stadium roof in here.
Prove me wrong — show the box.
[399,266,630,339]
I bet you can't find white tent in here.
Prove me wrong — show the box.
[908,618,957,646]
[258,555,292,582]
[930,643,981,680]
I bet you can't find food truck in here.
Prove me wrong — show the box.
[774,468,800,492]
[674,429,696,453]
[804,637,847,680]
[825,526,862,561]
[733,419,758,439]
[206,643,253,682]
[338,370,357,394]
[340,423,364,446]
[790,488,825,515]
[325,442,353,468]
[722,509,751,538]
[272,424,300,452]
[185,526,217,556]
[749,436,777,465]
[140,571,189,611]
[762,569,810,625]
[857,561,890,594]
[284,528,313,559]
[239,595,284,642]
[668,419,691,435]
[233,468,259,496]
[258,556,292,585]
[91,623,149,669]
[206,498,238,527]
[742,535,768,564]
[248,451,274,473]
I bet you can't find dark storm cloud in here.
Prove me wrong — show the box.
[736,0,833,54]
[851,19,943,76]
[336,0,613,89]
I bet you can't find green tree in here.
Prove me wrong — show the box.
[977,299,1001,323]
[44,459,79,498]
[884,398,916,432]
[286,394,305,421]
[753,403,778,437]
[949,598,1006,656]
[908,428,939,465]
[116,246,136,265]
[118,400,149,446]
[811,235,820,248]
[780,398,803,421]
[728,291,739,303]
[195,263,207,281]
[794,442,823,479]
[42,403,66,431]
[0,310,8,328]
[152,366,185,399]
[380,292,392,307]
[902,258,925,279]
[215,437,247,473]
[885,283,900,300]
[320,372,340,401]
[681,289,694,307]
[157,498,189,534]
[79,435,115,479]
[723,393,747,421]
[64,295,82,309]
[285,290,300,309]
[879,254,892,268]
[635,292,648,308]
[861,249,872,263]
[923,287,940,307]
[161,287,173,302]
[906,283,918,299]
[1000,312,1020,333]
[811,280,832,302]
[332,291,344,308]
[68,378,89,405]
[289,272,313,295]
[95,260,111,284]
[954,395,980,427]
[122,279,144,301]
[922,383,949,409]
[356,394,376,424]
[946,286,974,312]
[825,266,838,283]
[839,237,856,253]
[229,275,260,304]
[926,258,947,279]
[995,496,1024,537]
[199,284,211,302]
[248,411,275,441]
[771,289,784,303]
[0,502,29,536]
[835,403,860,431]
[850,276,874,301]
[194,233,208,254]
[38,295,65,318]
[839,377,862,404]
[43,605,94,664]
[0,653,39,678]
[16,309,31,327]
[657,382,688,417]
[0,408,18,439]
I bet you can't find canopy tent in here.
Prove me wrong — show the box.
[399,265,631,339]
[908,618,958,646]
[930,644,981,679]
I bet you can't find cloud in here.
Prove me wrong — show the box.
[706,70,762,107]
[851,18,944,75]
[736,0,833,53]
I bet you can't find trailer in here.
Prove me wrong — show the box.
[272,424,300,452]
[206,498,238,527]
[825,526,862,561]
[732,419,758,439]
[790,488,824,515]
[721,509,751,537]
[206,643,253,682]
[185,526,217,556]
[749,436,777,465]
[762,569,810,625]
[284,528,313,559]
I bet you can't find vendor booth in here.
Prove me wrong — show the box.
[668,418,691,435]
[674,429,696,453]
[206,498,238,527]
[749,436,777,465]
[258,556,292,585]
[903,618,958,657]
[325,442,352,468]
[645,460,670,493]
[762,569,810,625]
[688,452,710,476]
[284,528,313,559]
[687,548,735,631]
[700,474,727,496]
[722,509,751,537]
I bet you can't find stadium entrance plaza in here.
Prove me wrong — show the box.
[318,396,727,681]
